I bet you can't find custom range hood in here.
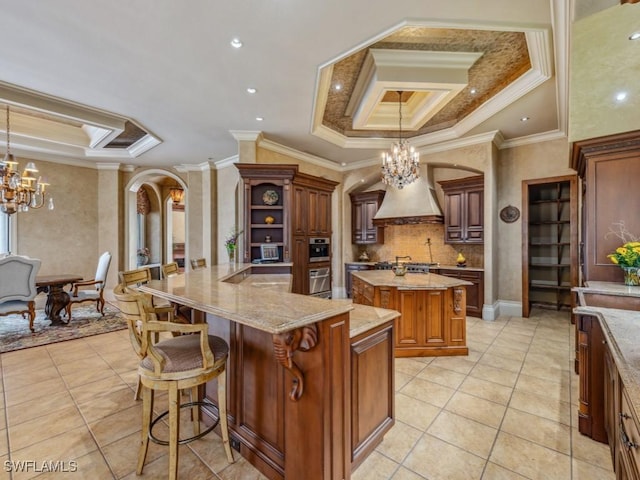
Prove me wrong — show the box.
[373,166,443,225]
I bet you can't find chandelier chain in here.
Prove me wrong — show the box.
[5,105,9,155]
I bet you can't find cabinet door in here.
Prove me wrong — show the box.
[363,200,379,242]
[313,190,331,236]
[292,186,307,236]
[603,345,617,467]
[465,188,484,243]
[424,290,446,346]
[291,236,308,294]
[396,290,420,347]
[444,192,465,242]
[352,200,364,243]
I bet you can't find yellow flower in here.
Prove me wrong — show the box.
[627,242,640,248]
[608,255,619,264]
[616,247,628,255]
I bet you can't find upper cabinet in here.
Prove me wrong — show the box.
[350,190,385,244]
[438,175,484,244]
[292,172,338,237]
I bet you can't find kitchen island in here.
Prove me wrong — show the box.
[351,269,471,357]
[138,263,399,480]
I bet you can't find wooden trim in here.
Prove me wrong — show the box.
[372,215,443,226]
[437,174,484,191]
[570,130,640,177]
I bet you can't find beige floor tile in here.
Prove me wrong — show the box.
[515,372,571,402]
[0,429,6,456]
[525,351,571,372]
[390,466,426,480]
[395,358,428,377]
[88,403,143,447]
[445,391,506,429]
[572,457,616,480]
[214,456,270,480]
[469,364,519,388]
[10,426,97,480]
[4,377,67,407]
[101,430,166,479]
[351,450,399,480]
[0,356,55,377]
[395,371,412,391]
[500,408,571,454]
[416,364,466,389]
[119,445,214,480]
[0,347,49,367]
[2,366,60,392]
[68,374,131,405]
[395,393,440,431]
[482,461,529,479]
[9,405,85,451]
[187,430,238,474]
[400,377,455,408]
[485,344,528,361]
[489,432,571,480]
[76,386,139,424]
[509,390,571,426]
[403,433,486,480]
[33,450,114,479]
[6,390,75,427]
[0,454,9,480]
[571,427,614,470]
[430,355,477,375]
[458,376,513,405]
[375,420,422,463]
[478,353,523,373]
[427,410,497,459]
[519,362,571,385]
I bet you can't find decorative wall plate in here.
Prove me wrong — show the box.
[500,205,520,223]
[262,189,279,205]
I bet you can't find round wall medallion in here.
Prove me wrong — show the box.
[500,205,520,223]
[262,189,279,205]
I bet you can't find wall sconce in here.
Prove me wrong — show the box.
[169,187,184,204]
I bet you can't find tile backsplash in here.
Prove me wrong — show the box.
[352,224,483,267]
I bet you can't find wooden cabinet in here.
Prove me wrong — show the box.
[603,343,617,467]
[438,175,484,244]
[350,190,385,244]
[236,164,297,263]
[291,173,336,237]
[522,176,578,316]
[345,263,373,298]
[435,268,484,318]
[351,275,468,357]
[350,319,394,470]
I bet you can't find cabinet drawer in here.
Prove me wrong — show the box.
[620,387,640,477]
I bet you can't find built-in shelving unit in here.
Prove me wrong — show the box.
[522,175,578,316]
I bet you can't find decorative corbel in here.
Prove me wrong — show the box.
[453,287,464,315]
[272,324,318,401]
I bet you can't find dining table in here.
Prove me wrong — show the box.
[36,274,83,325]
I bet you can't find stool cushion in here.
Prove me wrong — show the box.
[140,334,228,374]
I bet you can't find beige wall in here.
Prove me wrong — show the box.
[569,3,640,141]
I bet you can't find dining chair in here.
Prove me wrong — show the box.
[0,255,41,332]
[65,251,111,321]
[190,257,207,270]
[113,286,234,480]
[161,261,180,278]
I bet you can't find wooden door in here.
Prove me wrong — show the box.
[465,188,484,243]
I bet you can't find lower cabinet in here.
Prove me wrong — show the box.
[345,263,373,298]
[435,268,484,317]
[350,320,394,470]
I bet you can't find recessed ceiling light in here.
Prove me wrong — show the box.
[246,87,257,94]
[341,162,347,166]
[230,38,243,48]
[335,84,342,91]
[470,88,477,95]
[616,91,628,102]
[520,116,530,122]
[630,32,640,40]
[255,117,264,121]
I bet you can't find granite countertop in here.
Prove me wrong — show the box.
[574,281,640,298]
[139,263,398,336]
[352,269,472,289]
[345,261,484,272]
[574,305,640,422]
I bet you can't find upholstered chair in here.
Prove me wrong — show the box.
[65,251,111,321]
[113,287,234,480]
[0,255,41,332]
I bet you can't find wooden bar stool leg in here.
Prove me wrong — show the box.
[134,376,142,401]
[218,368,234,463]
[191,385,200,437]
[137,386,153,474]
[168,384,180,480]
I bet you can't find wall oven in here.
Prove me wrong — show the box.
[309,237,330,263]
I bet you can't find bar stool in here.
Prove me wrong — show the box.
[114,288,234,479]
[190,258,207,270]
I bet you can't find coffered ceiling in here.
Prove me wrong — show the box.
[0,1,575,170]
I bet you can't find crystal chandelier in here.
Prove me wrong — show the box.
[381,91,420,189]
[0,105,53,215]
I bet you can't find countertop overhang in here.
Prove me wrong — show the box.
[138,263,399,335]
[351,269,473,289]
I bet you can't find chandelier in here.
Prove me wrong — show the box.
[0,105,53,215]
[381,91,420,189]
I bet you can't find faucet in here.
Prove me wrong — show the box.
[395,255,412,266]
[424,237,434,264]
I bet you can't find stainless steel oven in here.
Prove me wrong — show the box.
[309,237,330,263]
[309,267,331,298]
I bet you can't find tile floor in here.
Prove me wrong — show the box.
[0,308,614,479]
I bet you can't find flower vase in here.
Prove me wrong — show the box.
[137,254,149,266]
[226,246,236,263]
[622,266,640,286]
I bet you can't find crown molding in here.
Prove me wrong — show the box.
[213,154,239,170]
[499,129,567,149]
[258,138,342,172]
[230,130,263,142]
[95,162,121,171]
